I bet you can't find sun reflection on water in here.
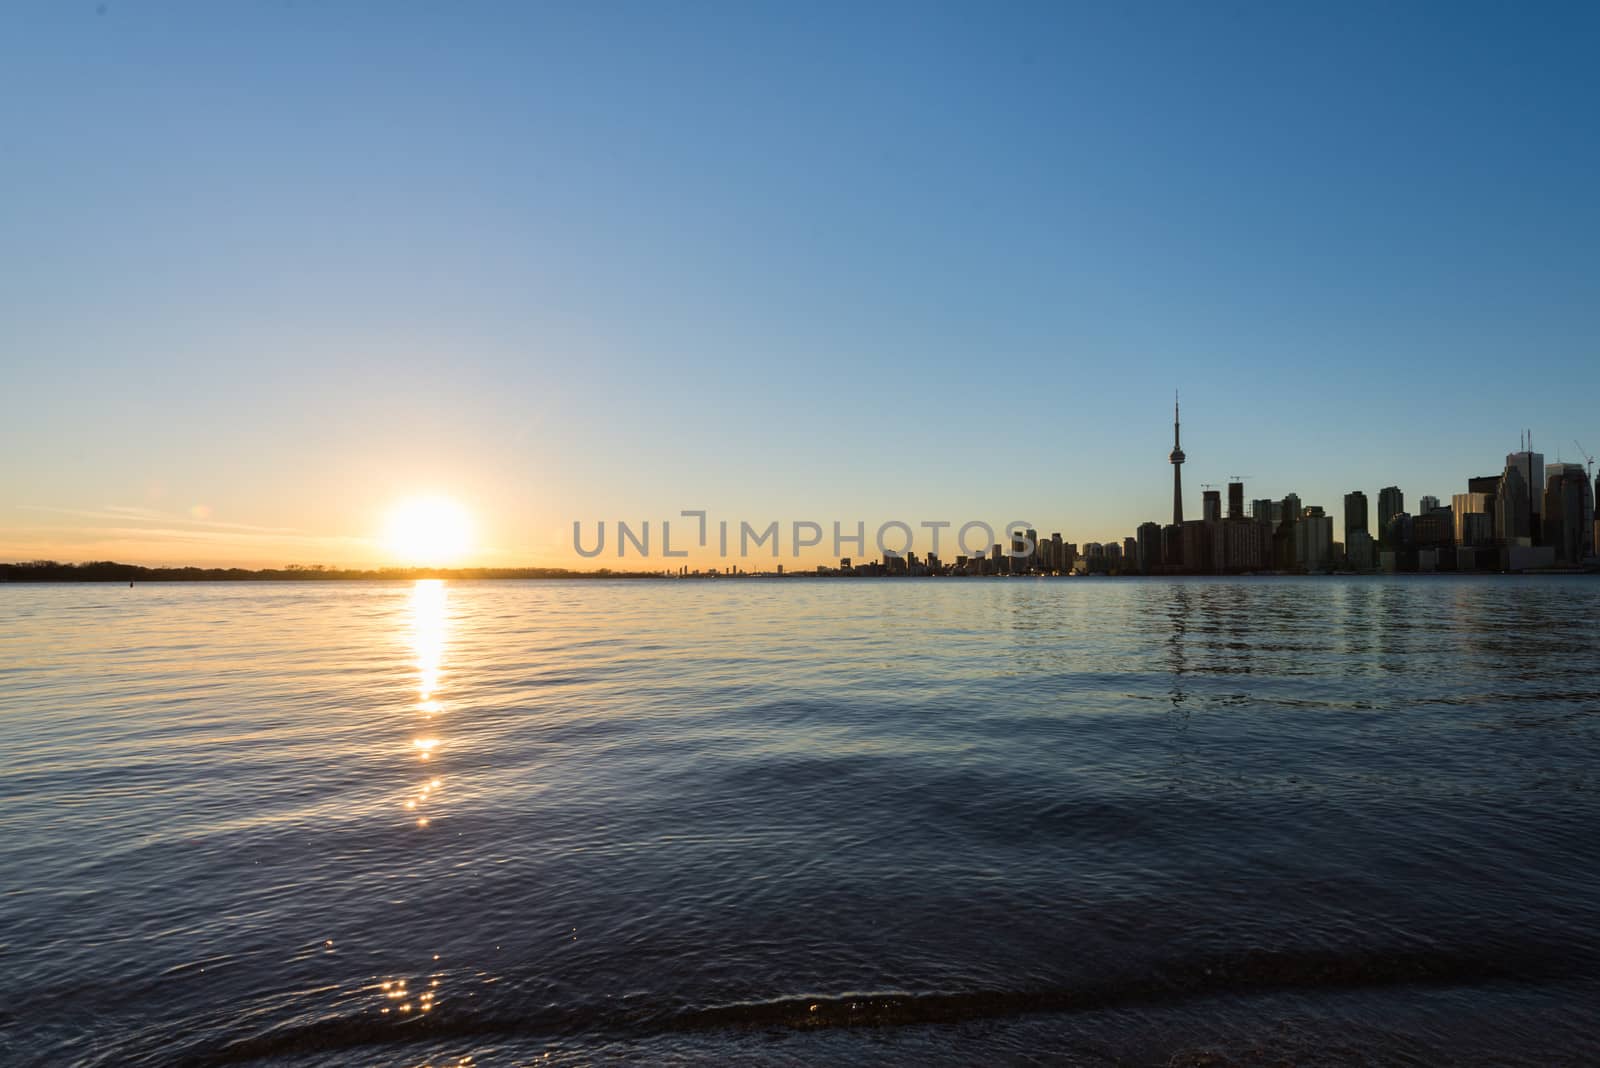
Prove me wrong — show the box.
[404,581,448,825]
[372,581,458,1026]
[411,579,448,701]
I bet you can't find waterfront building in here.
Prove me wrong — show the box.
[1452,492,1491,545]
[1179,520,1212,574]
[1413,508,1453,548]
[1496,464,1531,543]
[1137,522,1160,573]
[1346,529,1375,569]
[1377,486,1404,541]
[1459,512,1492,548]
[1218,516,1272,571]
[1295,509,1334,570]
[1544,464,1594,559]
[1344,490,1368,546]
[1545,466,1590,563]
[1506,451,1545,520]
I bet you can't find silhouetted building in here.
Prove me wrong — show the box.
[1273,505,1298,570]
[1496,463,1532,543]
[1545,466,1589,564]
[1137,522,1161,573]
[1346,529,1375,569]
[1506,451,1544,522]
[1202,489,1221,523]
[1384,511,1412,549]
[1179,520,1212,574]
[1414,507,1453,548]
[1452,493,1491,546]
[1218,516,1272,571]
[1377,486,1404,543]
[1344,490,1368,546]
[1228,480,1244,519]
[1459,513,1492,548]
[1467,475,1501,537]
[1544,464,1593,559]
[1251,498,1279,525]
[1295,510,1333,569]
[1419,495,1440,514]
[1161,523,1183,569]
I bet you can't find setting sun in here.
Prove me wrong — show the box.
[383,497,473,565]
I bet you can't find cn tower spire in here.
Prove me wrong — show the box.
[1169,391,1186,526]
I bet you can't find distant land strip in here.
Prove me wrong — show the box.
[3,560,1596,582]
[0,561,648,582]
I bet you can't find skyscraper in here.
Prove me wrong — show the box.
[1344,490,1368,545]
[1202,489,1221,523]
[1544,465,1592,562]
[1136,522,1160,573]
[1504,447,1542,537]
[1546,467,1588,564]
[1506,450,1545,520]
[1452,492,1491,546]
[1378,486,1404,542]
[1468,475,1501,536]
[1169,395,1185,526]
[1227,481,1244,520]
[1495,463,1530,543]
[1295,511,1334,569]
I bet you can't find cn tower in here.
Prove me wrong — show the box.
[1169,393,1185,526]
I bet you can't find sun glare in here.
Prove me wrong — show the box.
[384,497,473,565]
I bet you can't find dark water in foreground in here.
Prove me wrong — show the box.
[2,577,1598,1066]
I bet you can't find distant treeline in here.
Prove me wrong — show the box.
[0,561,657,582]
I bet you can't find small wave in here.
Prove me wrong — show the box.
[164,943,1581,1066]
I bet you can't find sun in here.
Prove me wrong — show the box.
[383,496,473,565]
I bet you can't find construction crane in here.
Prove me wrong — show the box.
[1577,441,1595,482]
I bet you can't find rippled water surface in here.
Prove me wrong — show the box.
[3,577,1598,1066]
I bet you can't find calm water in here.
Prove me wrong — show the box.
[3,577,1598,1066]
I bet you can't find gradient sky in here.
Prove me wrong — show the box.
[3,1,1597,568]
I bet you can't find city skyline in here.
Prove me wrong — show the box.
[9,396,1596,573]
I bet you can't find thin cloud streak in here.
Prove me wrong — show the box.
[18,505,306,535]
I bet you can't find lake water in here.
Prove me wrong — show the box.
[2,577,1598,1066]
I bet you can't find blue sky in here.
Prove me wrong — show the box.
[2,1,1596,565]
